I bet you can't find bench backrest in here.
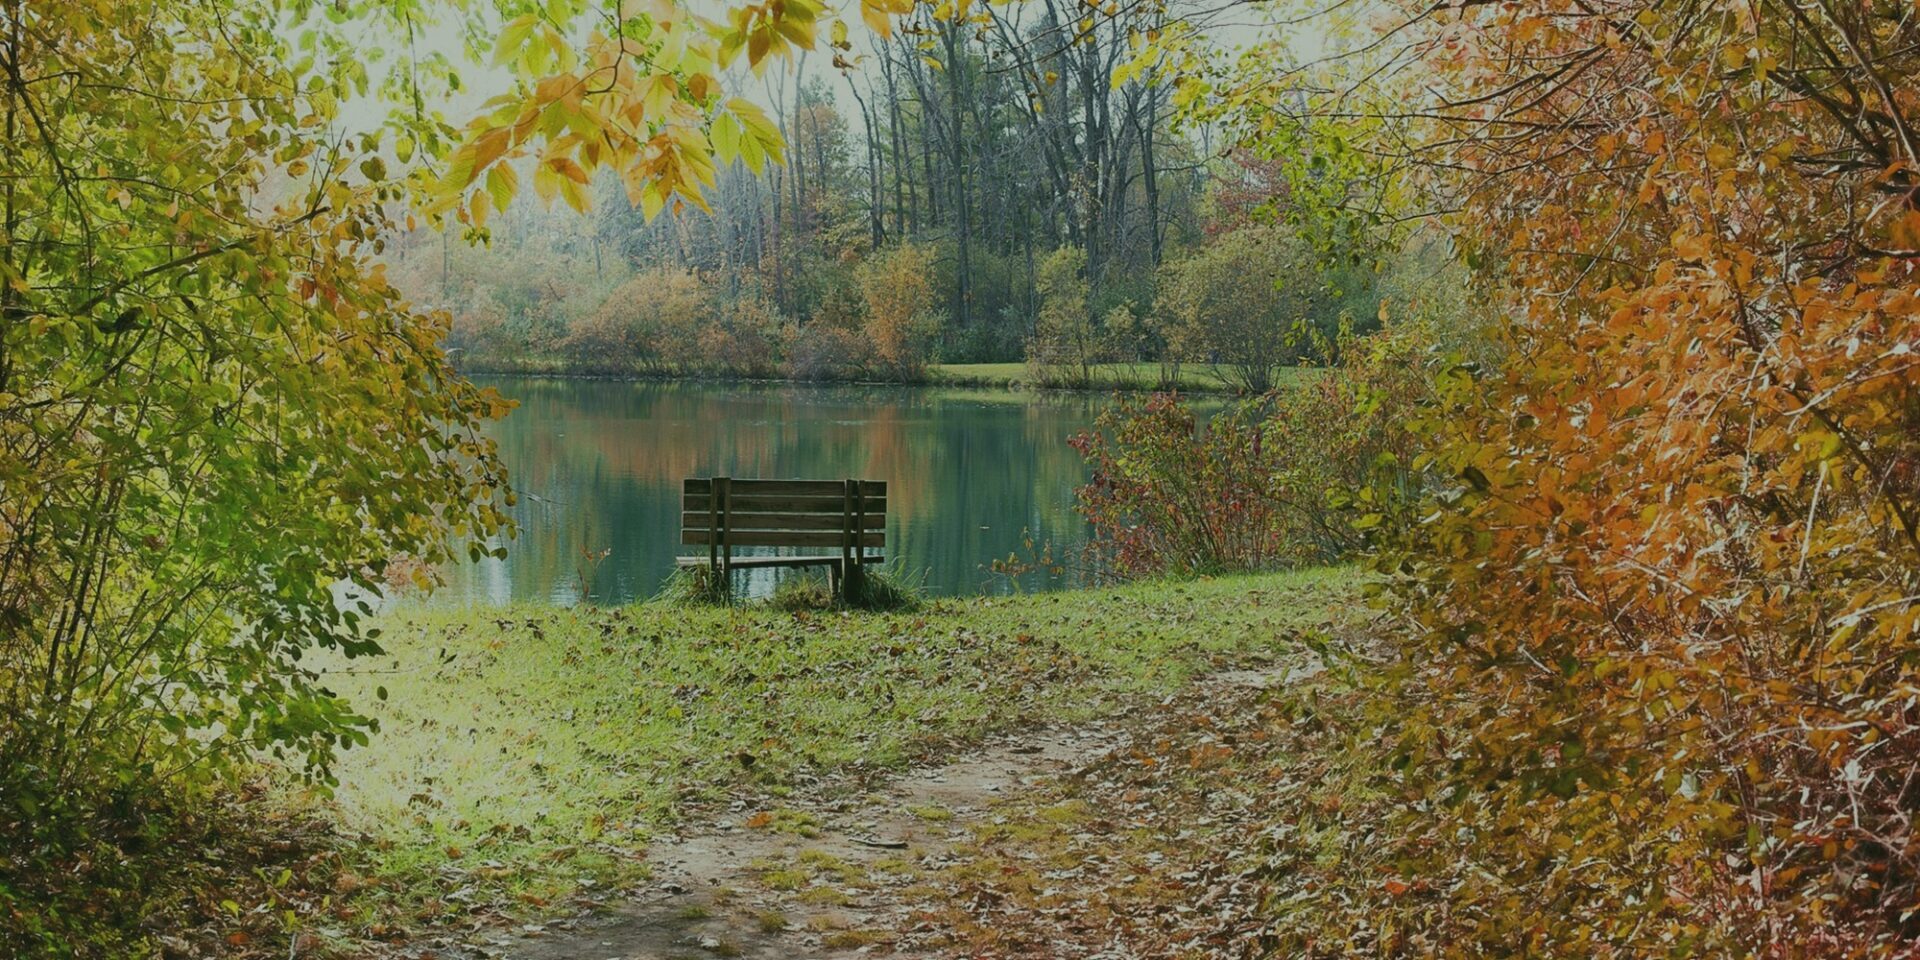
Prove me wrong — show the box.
[680,478,887,552]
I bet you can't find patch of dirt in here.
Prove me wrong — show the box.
[428,663,1304,960]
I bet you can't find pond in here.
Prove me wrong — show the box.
[434,377,1115,604]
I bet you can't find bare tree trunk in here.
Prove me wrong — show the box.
[938,21,971,330]
[1141,85,1162,266]
[790,55,807,240]
[846,76,885,249]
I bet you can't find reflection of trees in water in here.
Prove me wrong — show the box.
[439,378,1105,603]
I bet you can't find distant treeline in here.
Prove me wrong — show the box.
[384,10,1459,391]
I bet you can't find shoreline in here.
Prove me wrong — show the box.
[449,361,1263,396]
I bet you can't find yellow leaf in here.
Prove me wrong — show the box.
[532,163,560,204]
[494,15,538,67]
[557,174,589,213]
[471,127,513,180]
[639,184,665,220]
[861,0,893,37]
[546,155,589,185]
[711,112,742,165]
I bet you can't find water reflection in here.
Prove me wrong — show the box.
[436,378,1112,604]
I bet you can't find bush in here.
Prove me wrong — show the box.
[561,266,707,374]
[943,302,1030,364]
[653,565,731,606]
[1250,2,1920,954]
[698,294,783,377]
[1028,247,1103,387]
[841,566,923,612]
[1155,225,1332,393]
[446,296,514,369]
[654,564,920,612]
[764,574,835,611]
[859,243,942,378]
[784,322,874,381]
[1071,325,1432,578]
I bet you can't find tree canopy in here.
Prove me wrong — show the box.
[0,0,512,832]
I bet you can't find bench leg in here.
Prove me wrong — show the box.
[843,559,865,603]
[828,559,842,600]
[702,559,731,603]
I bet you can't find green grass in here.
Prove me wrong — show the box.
[314,568,1359,917]
[931,362,1301,393]
[458,359,1307,395]
[908,803,955,822]
[461,357,1258,393]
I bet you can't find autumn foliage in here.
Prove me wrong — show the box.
[858,241,941,377]
[2,2,512,951]
[1248,0,1920,953]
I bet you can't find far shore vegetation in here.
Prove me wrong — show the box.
[450,357,1269,393]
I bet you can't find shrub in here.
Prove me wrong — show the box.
[784,323,873,381]
[842,566,923,613]
[1155,225,1329,393]
[446,297,514,369]
[858,243,941,378]
[1249,1,1920,955]
[1029,247,1102,387]
[943,303,1029,365]
[654,565,731,606]
[767,574,836,612]
[562,266,707,374]
[785,279,874,380]
[1071,325,1432,578]
[699,294,783,377]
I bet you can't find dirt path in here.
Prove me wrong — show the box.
[446,664,1298,960]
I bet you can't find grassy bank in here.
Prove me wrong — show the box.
[311,569,1360,934]
[450,359,1267,394]
[930,361,1253,393]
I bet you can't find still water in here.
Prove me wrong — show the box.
[438,377,1111,604]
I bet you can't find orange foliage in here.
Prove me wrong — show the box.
[1269,0,1920,954]
[858,241,940,377]
[562,266,708,373]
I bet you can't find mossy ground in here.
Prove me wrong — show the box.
[307,568,1360,938]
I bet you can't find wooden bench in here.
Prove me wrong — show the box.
[678,477,886,597]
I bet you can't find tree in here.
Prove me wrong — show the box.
[1168,0,1920,952]
[858,241,939,377]
[1155,226,1326,393]
[397,0,1203,373]
[0,0,512,856]
[1030,246,1099,386]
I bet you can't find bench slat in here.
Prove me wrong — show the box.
[683,494,887,514]
[681,530,885,548]
[683,478,886,496]
[682,511,884,532]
